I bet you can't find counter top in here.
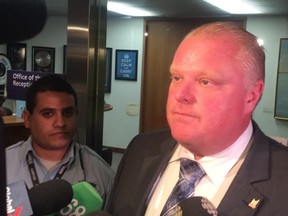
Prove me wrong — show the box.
[2,116,25,126]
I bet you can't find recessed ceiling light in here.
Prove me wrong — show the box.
[107,1,155,17]
[203,0,260,14]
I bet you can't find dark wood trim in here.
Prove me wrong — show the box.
[104,146,126,153]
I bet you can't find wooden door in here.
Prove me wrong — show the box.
[140,19,245,133]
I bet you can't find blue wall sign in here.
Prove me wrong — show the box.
[115,50,138,81]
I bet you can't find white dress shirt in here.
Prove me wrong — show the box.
[145,121,253,216]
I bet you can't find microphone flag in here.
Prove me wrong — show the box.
[6,181,33,216]
[55,181,103,216]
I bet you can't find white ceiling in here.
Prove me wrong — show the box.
[45,0,288,17]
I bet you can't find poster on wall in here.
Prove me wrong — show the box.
[32,46,55,73]
[7,43,27,70]
[105,48,112,93]
[274,38,288,120]
[0,54,11,104]
[115,49,138,81]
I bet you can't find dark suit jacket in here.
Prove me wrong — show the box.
[107,121,288,216]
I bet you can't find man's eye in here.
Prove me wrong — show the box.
[42,111,53,117]
[63,110,75,117]
[201,79,209,85]
[171,75,181,81]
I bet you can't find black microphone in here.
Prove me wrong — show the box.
[175,196,218,216]
[0,0,47,43]
[7,179,73,216]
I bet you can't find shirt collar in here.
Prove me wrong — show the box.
[19,136,76,167]
[171,121,253,186]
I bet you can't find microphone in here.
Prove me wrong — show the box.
[0,117,6,215]
[175,196,218,216]
[7,179,73,216]
[54,181,104,216]
[0,0,47,43]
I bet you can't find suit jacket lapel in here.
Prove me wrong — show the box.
[110,130,177,216]
[141,139,178,205]
[134,137,177,215]
[217,122,270,216]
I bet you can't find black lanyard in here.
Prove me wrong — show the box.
[26,151,69,186]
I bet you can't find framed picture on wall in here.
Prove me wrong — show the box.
[63,45,67,74]
[115,49,138,81]
[105,48,112,93]
[32,46,55,73]
[274,38,288,120]
[7,43,27,70]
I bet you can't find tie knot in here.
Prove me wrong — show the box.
[180,158,205,183]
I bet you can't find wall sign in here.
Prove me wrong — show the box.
[115,49,138,81]
[6,70,62,101]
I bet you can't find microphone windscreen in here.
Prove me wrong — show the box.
[28,179,73,215]
[0,0,47,43]
[57,181,103,215]
[178,196,218,216]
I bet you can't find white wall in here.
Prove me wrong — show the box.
[0,16,67,73]
[0,16,67,111]
[247,16,288,137]
[103,17,144,149]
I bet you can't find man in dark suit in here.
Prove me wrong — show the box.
[106,21,288,215]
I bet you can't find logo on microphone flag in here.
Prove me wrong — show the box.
[52,181,103,216]
[6,181,33,216]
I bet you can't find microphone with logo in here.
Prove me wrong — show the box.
[6,179,73,216]
[87,197,218,216]
[50,181,104,216]
[164,196,219,216]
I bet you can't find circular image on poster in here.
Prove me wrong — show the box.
[0,54,11,85]
[35,50,52,67]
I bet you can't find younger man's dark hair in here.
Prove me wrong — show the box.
[25,74,78,114]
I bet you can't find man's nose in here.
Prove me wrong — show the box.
[53,114,66,127]
[175,82,196,104]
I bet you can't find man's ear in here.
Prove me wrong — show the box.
[22,109,31,129]
[246,79,264,112]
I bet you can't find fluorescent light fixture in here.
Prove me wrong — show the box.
[203,0,260,14]
[107,1,155,17]
[67,26,89,32]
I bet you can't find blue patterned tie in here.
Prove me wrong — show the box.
[161,158,205,216]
